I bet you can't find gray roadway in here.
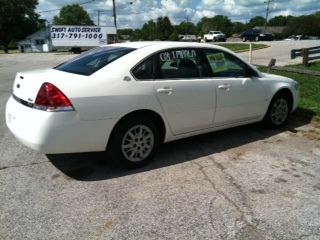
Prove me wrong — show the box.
[237,40,320,66]
[0,43,320,239]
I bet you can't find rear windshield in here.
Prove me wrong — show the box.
[55,46,136,76]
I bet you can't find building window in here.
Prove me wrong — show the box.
[35,39,45,45]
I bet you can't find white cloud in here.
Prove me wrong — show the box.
[36,0,320,28]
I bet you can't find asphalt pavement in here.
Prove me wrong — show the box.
[237,40,320,66]
[0,45,320,240]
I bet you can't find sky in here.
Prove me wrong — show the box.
[36,0,320,29]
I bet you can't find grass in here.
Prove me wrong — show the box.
[259,67,320,122]
[288,61,320,72]
[0,49,19,54]
[217,43,269,53]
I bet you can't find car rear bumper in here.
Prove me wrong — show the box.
[5,96,117,154]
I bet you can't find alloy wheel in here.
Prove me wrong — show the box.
[121,125,155,162]
[270,98,289,125]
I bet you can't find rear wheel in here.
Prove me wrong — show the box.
[107,116,160,168]
[242,37,247,42]
[263,93,291,128]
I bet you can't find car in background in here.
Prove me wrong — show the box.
[285,35,303,41]
[179,34,198,42]
[241,29,273,42]
[203,31,226,42]
[6,41,299,168]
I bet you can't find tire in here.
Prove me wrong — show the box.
[242,37,246,42]
[263,93,291,128]
[255,36,259,41]
[71,47,82,54]
[107,116,160,168]
[204,37,208,42]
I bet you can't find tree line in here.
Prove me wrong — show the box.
[1,0,320,53]
[119,12,320,41]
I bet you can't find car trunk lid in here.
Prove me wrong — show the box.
[12,68,83,104]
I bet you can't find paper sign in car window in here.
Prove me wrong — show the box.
[207,53,227,73]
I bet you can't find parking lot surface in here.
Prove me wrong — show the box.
[237,40,320,66]
[1,48,320,240]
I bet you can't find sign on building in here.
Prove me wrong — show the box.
[50,25,117,47]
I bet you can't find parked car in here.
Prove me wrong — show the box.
[285,35,303,41]
[179,34,198,42]
[6,42,299,168]
[203,31,226,42]
[241,29,273,42]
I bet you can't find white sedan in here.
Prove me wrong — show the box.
[6,42,299,167]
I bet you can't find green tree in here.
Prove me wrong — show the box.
[231,22,246,35]
[247,16,266,28]
[139,17,173,40]
[313,11,320,17]
[197,15,233,36]
[53,4,94,25]
[0,0,44,53]
[156,17,173,40]
[268,15,294,26]
[284,14,320,37]
[176,21,197,35]
[140,20,157,40]
[131,29,142,41]
[169,29,179,41]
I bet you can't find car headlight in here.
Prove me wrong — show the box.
[259,34,265,37]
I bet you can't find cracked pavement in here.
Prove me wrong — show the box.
[1,51,320,239]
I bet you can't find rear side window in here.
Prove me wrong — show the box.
[154,48,202,79]
[55,46,135,76]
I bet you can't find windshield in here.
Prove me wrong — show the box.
[55,46,136,76]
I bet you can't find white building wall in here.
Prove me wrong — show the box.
[18,28,52,53]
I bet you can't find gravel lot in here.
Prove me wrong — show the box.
[0,46,320,240]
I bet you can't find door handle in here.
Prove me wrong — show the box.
[218,84,230,90]
[157,87,173,95]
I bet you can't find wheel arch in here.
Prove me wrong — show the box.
[107,109,167,150]
[268,87,294,112]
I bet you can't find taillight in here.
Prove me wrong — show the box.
[34,82,74,112]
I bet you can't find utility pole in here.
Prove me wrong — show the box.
[264,0,273,29]
[96,9,101,26]
[112,0,117,28]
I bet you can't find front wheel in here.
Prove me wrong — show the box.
[263,94,291,128]
[107,117,160,168]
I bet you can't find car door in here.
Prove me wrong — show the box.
[201,49,266,126]
[151,48,216,135]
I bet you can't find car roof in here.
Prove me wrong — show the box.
[101,41,226,51]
